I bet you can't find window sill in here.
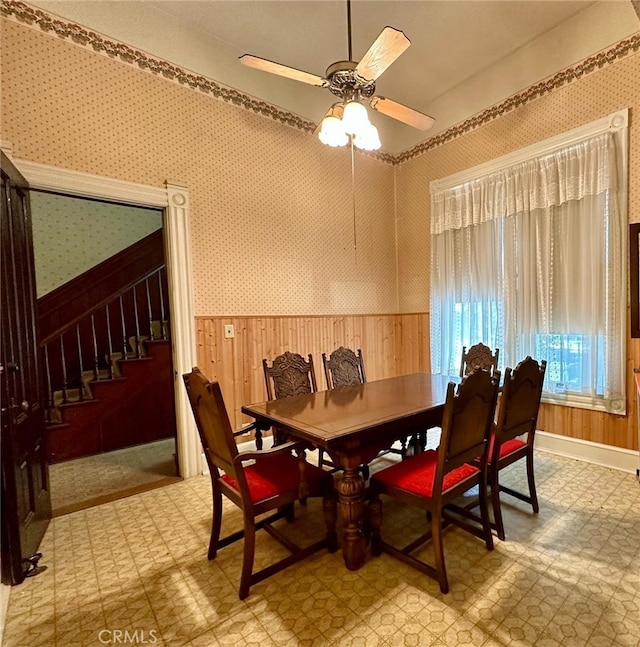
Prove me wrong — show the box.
[541,392,625,416]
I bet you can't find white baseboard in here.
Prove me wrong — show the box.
[536,430,639,474]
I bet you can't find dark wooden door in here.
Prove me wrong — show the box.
[1,151,51,585]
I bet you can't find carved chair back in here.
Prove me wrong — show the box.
[460,343,499,377]
[494,357,546,454]
[322,346,366,389]
[262,351,318,401]
[438,368,501,484]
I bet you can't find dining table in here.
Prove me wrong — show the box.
[241,372,455,571]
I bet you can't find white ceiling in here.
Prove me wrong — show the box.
[28,0,640,154]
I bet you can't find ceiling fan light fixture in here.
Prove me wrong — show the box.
[241,3,436,155]
[354,122,381,151]
[319,115,348,147]
[342,100,369,136]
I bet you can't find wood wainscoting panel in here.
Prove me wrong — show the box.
[195,313,638,452]
[537,366,637,452]
[536,343,638,451]
[195,314,430,429]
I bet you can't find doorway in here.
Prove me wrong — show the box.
[29,190,181,514]
[8,154,201,482]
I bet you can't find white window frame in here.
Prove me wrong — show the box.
[430,109,628,414]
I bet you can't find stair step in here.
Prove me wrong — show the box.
[57,398,99,410]
[46,421,69,430]
[53,387,87,407]
[82,369,111,383]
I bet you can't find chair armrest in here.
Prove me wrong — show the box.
[234,441,316,501]
[233,440,306,465]
[232,420,260,438]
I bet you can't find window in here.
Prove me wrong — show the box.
[430,110,627,414]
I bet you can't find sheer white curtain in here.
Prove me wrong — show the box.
[430,132,625,413]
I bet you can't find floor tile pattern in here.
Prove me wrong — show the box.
[4,451,640,646]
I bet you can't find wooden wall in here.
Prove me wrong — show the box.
[195,313,637,452]
[195,313,430,428]
[537,403,635,451]
[537,354,638,451]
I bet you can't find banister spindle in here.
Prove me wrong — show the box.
[105,304,114,379]
[76,323,84,401]
[132,283,141,358]
[43,344,53,422]
[60,333,68,404]
[119,295,127,358]
[158,270,167,339]
[91,314,99,381]
[145,277,154,340]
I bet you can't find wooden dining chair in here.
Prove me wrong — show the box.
[408,342,498,459]
[183,367,337,600]
[460,343,500,377]
[263,351,318,400]
[480,356,546,540]
[320,347,371,475]
[368,368,500,594]
[262,351,318,447]
[322,346,366,388]
[322,346,406,475]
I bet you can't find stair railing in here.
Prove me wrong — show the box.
[41,266,169,421]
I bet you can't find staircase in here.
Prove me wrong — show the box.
[38,231,177,464]
[46,328,175,462]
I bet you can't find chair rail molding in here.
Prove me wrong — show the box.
[2,148,200,478]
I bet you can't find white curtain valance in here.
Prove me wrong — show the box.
[431,132,616,235]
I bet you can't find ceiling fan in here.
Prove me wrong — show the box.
[239,0,435,150]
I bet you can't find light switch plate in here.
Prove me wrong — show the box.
[224,324,235,339]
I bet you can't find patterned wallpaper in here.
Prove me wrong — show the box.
[1,3,638,319]
[30,191,162,297]
[0,16,396,316]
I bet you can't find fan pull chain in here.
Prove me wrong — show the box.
[347,0,353,61]
[351,138,357,254]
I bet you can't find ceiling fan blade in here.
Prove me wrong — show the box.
[369,96,435,131]
[355,27,410,82]
[239,54,326,87]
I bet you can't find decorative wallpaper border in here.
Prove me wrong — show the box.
[2,0,639,167]
[0,0,396,165]
[394,30,640,165]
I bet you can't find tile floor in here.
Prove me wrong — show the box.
[3,450,640,646]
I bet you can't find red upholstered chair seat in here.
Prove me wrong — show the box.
[486,436,527,464]
[222,454,329,503]
[373,450,479,498]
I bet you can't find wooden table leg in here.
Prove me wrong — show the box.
[336,466,366,570]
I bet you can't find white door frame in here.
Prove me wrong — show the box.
[5,153,201,478]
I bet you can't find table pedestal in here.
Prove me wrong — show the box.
[336,466,366,570]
